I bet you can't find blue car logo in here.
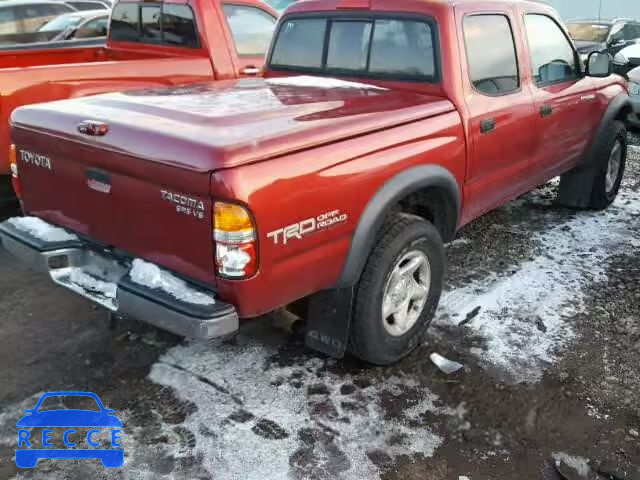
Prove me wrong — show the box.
[15,391,124,468]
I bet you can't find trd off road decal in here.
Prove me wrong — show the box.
[267,209,348,245]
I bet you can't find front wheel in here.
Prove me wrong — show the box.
[348,214,445,365]
[588,120,627,210]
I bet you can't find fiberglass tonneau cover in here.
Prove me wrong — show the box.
[11,76,455,171]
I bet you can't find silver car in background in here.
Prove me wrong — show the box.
[628,66,640,128]
[36,8,107,41]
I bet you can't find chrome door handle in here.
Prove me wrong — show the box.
[241,67,261,75]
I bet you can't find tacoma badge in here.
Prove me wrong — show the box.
[161,190,205,220]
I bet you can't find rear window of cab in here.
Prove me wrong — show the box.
[268,14,440,82]
[109,2,200,48]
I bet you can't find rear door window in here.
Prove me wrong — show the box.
[463,14,519,95]
[270,15,439,81]
[110,2,199,48]
[222,4,276,56]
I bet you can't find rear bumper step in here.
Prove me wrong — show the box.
[0,219,238,340]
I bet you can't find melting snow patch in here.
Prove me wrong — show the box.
[436,188,640,383]
[69,269,117,299]
[0,392,44,448]
[553,452,592,478]
[267,75,387,91]
[6,216,77,243]
[129,259,215,305]
[138,328,443,479]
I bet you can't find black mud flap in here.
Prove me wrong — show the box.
[0,176,19,220]
[557,165,597,208]
[304,287,354,359]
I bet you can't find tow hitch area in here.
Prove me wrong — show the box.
[0,217,239,341]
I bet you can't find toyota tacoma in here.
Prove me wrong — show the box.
[0,0,632,365]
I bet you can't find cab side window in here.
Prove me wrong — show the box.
[525,14,579,85]
[222,4,276,56]
[110,2,200,48]
[463,14,520,95]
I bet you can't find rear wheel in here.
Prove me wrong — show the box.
[348,214,445,365]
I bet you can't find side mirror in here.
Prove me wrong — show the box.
[587,51,613,77]
[539,61,573,83]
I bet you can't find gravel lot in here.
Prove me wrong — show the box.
[0,132,639,479]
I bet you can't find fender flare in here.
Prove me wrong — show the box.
[557,92,631,208]
[337,165,461,288]
[585,93,632,166]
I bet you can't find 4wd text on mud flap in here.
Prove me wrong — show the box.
[20,150,52,170]
[267,210,348,245]
[307,330,343,350]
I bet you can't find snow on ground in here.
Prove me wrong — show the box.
[129,259,216,305]
[5,217,77,243]
[132,330,445,480]
[435,188,640,383]
[0,393,43,449]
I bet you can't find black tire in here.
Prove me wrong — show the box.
[588,120,627,210]
[348,214,445,365]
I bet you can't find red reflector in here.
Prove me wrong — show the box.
[11,175,22,199]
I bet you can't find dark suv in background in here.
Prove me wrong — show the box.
[567,18,640,64]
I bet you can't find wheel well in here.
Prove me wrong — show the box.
[615,104,632,127]
[392,187,458,242]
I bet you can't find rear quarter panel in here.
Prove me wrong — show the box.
[211,111,465,317]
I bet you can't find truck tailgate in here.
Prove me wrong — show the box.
[11,127,216,285]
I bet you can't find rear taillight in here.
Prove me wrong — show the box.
[9,144,22,199]
[213,202,257,279]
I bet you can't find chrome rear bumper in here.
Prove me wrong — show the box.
[0,219,238,340]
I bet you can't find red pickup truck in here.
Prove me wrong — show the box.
[0,0,278,212]
[1,0,632,365]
